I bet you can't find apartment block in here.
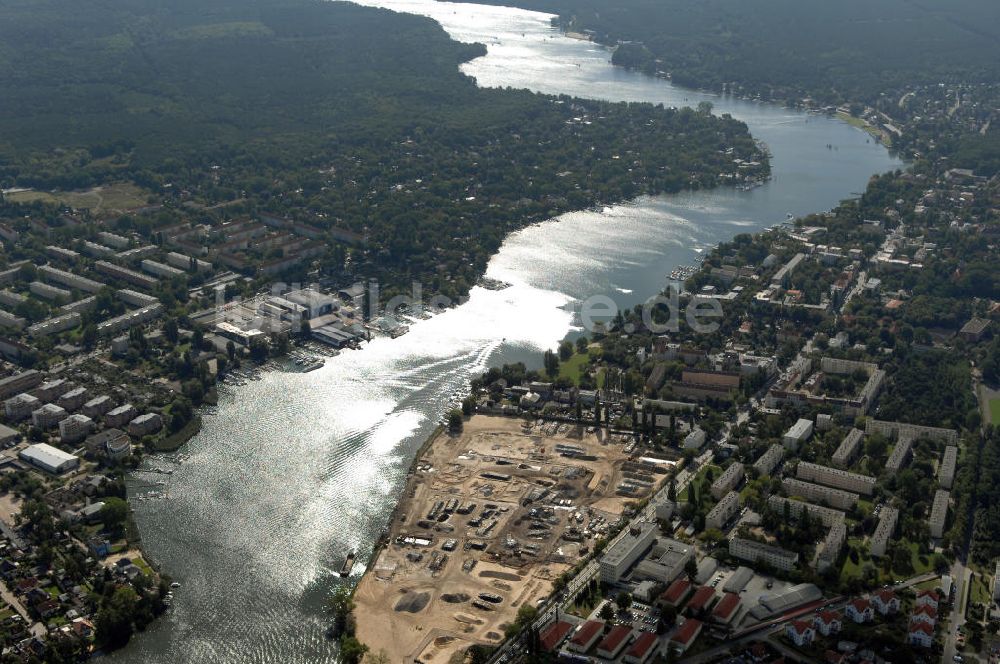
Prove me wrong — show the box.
[96,303,164,337]
[3,393,40,422]
[95,261,158,290]
[782,478,859,510]
[32,404,67,430]
[832,428,864,467]
[796,462,875,495]
[866,419,959,446]
[753,444,784,477]
[28,313,82,337]
[729,538,799,571]
[38,265,105,293]
[0,311,25,331]
[105,404,137,428]
[706,491,740,530]
[141,259,185,279]
[600,522,656,583]
[871,506,899,557]
[885,437,913,474]
[929,490,949,539]
[938,446,958,490]
[710,463,745,500]
[766,496,845,528]
[0,371,42,400]
[782,418,814,451]
[817,521,847,573]
[29,281,71,302]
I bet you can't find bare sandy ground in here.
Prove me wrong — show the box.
[353,414,651,663]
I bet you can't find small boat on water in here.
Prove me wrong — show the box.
[339,551,356,577]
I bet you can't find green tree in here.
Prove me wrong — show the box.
[100,497,129,534]
[95,586,140,649]
[598,602,615,620]
[543,350,560,378]
[164,318,179,344]
[448,409,464,433]
[339,636,368,664]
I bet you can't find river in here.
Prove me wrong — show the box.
[110,2,901,662]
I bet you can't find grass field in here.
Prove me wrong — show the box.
[840,539,936,585]
[557,351,592,386]
[835,111,894,147]
[989,398,1000,426]
[971,572,991,605]
[5,182,151,213]
[679,464,722,503]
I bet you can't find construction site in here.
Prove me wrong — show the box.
[353,415,670,664]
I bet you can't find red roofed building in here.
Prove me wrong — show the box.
[845,598,873,623]
[785,619,815,647]
[813,610,842,636]
[623,631,660,664]
[568,621,604,653]
[910,603,938,626]
[669,618,703,654]
[686,585,716,615]
[872,589,899,615]
[711,592,741,624]
[597,625,633,659]
[539,621,574,652]
[659,578,693,608]
[915,590,939,610]
[908,621,934,648]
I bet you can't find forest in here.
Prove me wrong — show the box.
[0,0,768,296]
[471,0,1000,105]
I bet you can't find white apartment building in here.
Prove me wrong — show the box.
[127,413,163,438]
[938,446,958,490]
[782,418,814,451]
[832,428,864,467]
[753,444,784,477]
[729,538,799,571]
[38,265,105,293]
[59,414,95,444]
[706,491,740,530]
[929,490,949,539]
[796,462,875,495]
[600,522,657,582]
[817,521,847,573]
[3,393,40,422]
[866,419,959,445]
[710,463,745,500]
[32,403,67,430]
[871,506,899,557]
[782,478,859,510]
[28,313,81,337]
[141,259,185,279]
[767,496,845,528]
[885,437,914,474]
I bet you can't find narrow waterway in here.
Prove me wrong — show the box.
[110,2,901,662]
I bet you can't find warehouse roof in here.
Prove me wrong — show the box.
[19,443,78,470]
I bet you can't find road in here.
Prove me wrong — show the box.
[0,579,45,638]
[944,561,973,664]
[943,371,989,664]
